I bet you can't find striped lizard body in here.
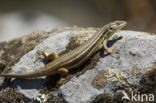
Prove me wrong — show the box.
[0,21,127,79]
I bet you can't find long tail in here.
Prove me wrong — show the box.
[0,72,44,79]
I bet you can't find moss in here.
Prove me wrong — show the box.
[138,65,156,95]
[91,93,113,103]
[0,88,34,103]
[0,33,49,74]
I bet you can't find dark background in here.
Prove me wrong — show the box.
[0,0,156,41]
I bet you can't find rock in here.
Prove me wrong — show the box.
[10,30,76,99]
[58,31,156,103]
[0,27,155,103]
[0,27,97,101]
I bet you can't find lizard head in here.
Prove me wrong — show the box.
[104,20,127,40]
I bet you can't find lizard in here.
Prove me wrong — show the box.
[0,21,127,79]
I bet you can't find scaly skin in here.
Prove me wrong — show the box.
[0,21,127,79]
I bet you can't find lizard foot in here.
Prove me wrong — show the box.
[103,41,115,54]
[105,48,115,54]
[57,77,66,86]
[38,51,59,60]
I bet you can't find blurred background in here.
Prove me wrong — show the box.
[0,0,156,42]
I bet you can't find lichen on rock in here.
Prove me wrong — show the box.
[0,27,155,103]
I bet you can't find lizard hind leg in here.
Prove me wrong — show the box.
[57,68,69,76]
[57,68,69,85]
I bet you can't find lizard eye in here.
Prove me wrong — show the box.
[109,26,113,30]
[117,22,120,25]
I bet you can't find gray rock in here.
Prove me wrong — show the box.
[9,30,75,99]
[0,29,155,102]
[58,31,156,103]
[3,29,96,100]
[12,31,74,74]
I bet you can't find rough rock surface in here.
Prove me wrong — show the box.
[8,31,75,99]
[0,27,97,101]
[0,27,155,103]
[58,31,156,103]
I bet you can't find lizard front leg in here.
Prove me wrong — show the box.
[103,41,115,54]
[38,51,59,60]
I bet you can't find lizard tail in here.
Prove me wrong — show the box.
[0,73,28,79]
[0,73,43,79]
